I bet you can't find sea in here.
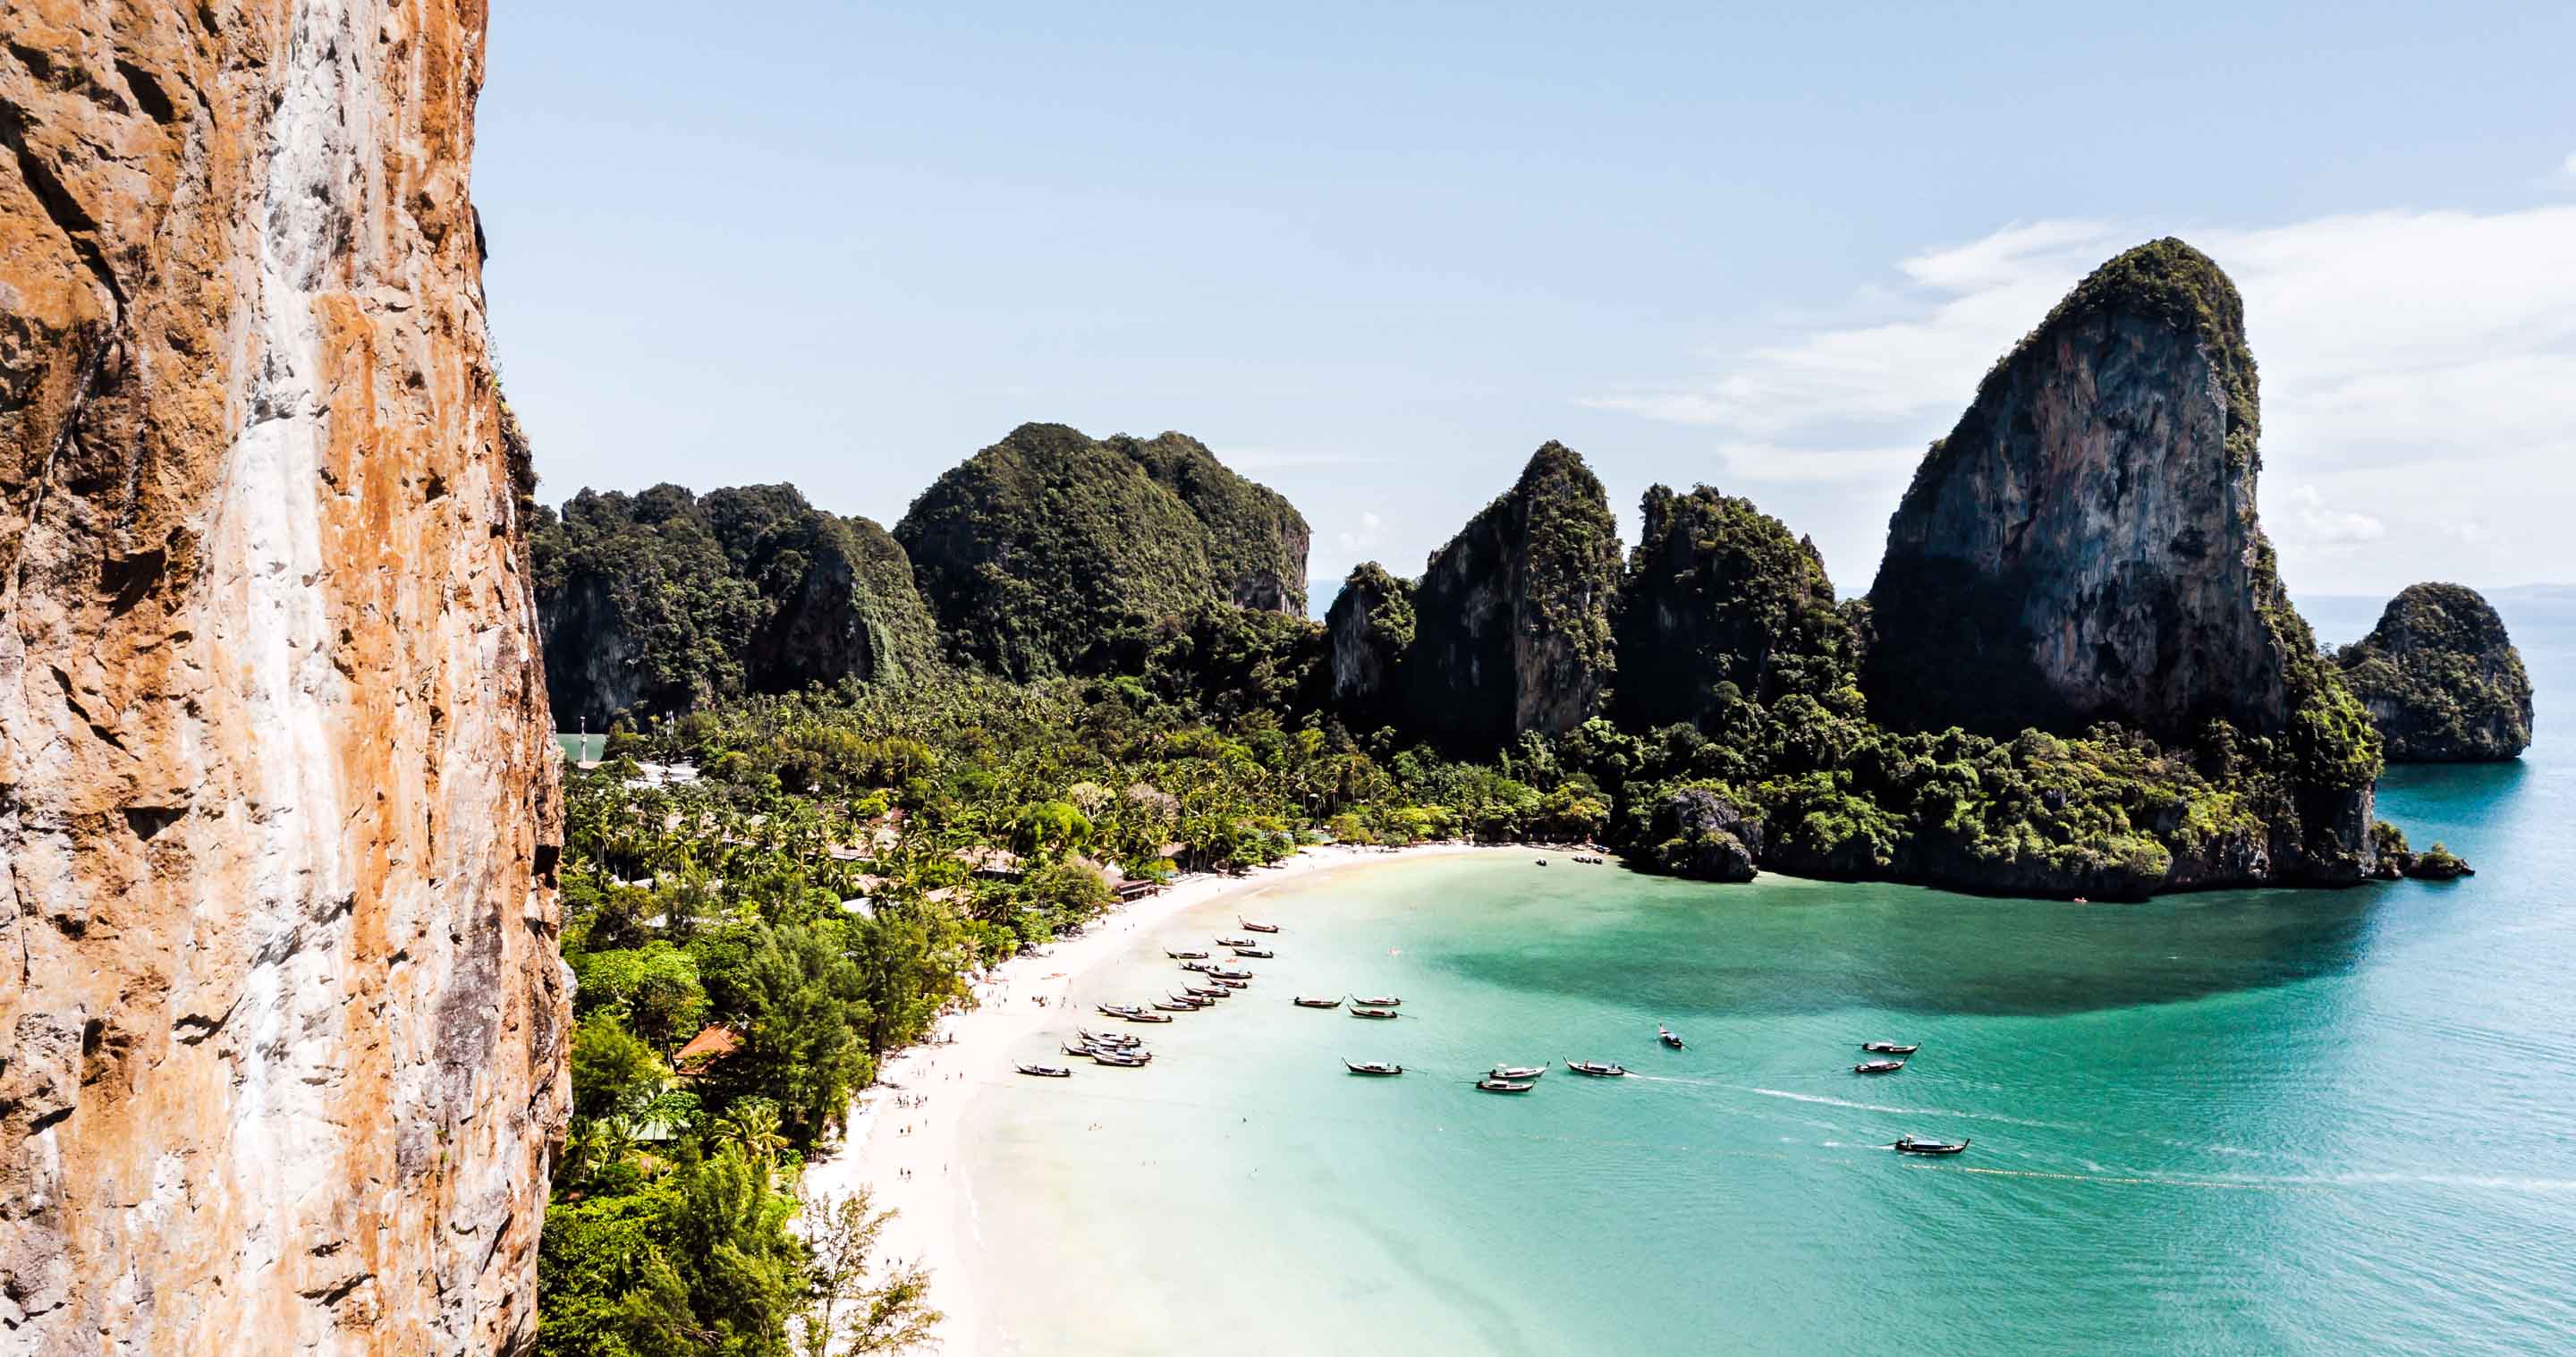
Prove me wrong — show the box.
[958,586,2576,1355]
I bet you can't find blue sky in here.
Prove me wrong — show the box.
[478,2,2576,600]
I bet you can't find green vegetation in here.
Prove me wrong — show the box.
[532,485,937,729]
[1615,484,1841,730]
[894,423,1308,679]
[538,667,1645,1350]
[2334,582,2535,761]
[1406,442,1623,749]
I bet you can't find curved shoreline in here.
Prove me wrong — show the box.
[796,842,1526,1353]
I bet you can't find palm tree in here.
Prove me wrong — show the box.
[714,1098,788,1178]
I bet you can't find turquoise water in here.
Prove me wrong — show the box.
[962,596,2573,1354]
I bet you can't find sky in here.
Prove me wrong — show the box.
[476,2,2576,603]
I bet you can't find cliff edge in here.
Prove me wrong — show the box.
[1,4,566,1351]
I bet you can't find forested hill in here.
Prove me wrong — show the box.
[530,241,2526,900]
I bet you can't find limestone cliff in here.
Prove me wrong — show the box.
[1321,562,1415,730]
[1404,443,1622,750]
[895,423,1309,678]
[0,4,566,1352]
[1107,431,1310,615]
[2336,583,2535,761]
[1866,239,2286,742]
[1864,239,2380,884]
[1615,485,1839,730]
[532,483,937,728]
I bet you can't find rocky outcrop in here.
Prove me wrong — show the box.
[1321,563,1414,729]
[1108,431,1310,614]
[532,484,937,728]
[1863,239,2380,885]
[0,4,566,1352]
[1866,239,2286,742]
[2335,583,2535,761]
[896,423,1309,678]
[1616,485,1838,729]
[1637,789,1763,882]
[1405,443,1622,750]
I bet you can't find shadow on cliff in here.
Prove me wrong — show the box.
[1439,871,2387,1019]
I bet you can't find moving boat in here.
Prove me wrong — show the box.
[1854,1059,1906,1074]
[1165,949,1210,960]
[1860,1041,1920,1055]
[1892,1136,1969,1156]
[1016,1064,1072,1078]
[1477,1078,1537,1093]
[1239,918,1281,934]
[1231,947,1275,959]
[1352,995,1402,1007]
[1124,1011,1175,1023]
[1489,1064,1546,1081]
[1343,1059,1403,1076]
[1564,1060,1629,1077]
[1350,1006,1401,1020]
[1091,1051,1150,1067]
[1657,1025,1686,1049]
[1292,996,1343,1009]
[1215,937,1256,948]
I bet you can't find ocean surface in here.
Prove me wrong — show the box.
[961,589,2574,1355]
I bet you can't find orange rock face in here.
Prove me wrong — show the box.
[0,3,568,1352]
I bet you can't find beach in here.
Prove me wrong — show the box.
[796,842,1521,1353]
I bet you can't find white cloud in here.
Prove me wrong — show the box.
[2563,150,2576,178]
[1589,207,2576,585]
[2277,485,2386,550]
[1337,510,1386,554]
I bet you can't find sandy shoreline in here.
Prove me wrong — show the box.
[796,841,1521,1353]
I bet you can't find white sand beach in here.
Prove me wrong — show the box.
[796,842,1521,1353]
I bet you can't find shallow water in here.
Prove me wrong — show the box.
[961,599,2573,1355]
